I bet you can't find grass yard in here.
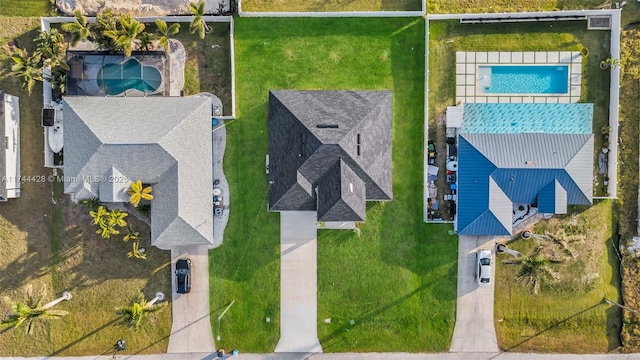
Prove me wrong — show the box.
[428,20,611,197]
[0,0,52,16]
[210,17,458,353]
[427,0,604,14]
[242,0,422,12]
[0,17,172,356]
[173,22,234,116]
[494,200,621,353]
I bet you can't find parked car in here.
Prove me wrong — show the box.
[176,258,192,294]
[476,249,492,286]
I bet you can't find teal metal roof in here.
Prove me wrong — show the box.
[462,103,593,134]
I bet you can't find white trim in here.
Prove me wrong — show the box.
[229,16,237,119]
[427,9,620,21]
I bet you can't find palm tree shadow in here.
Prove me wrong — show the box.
[48,317,120,356]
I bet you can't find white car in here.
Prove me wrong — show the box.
[476,249,492,286]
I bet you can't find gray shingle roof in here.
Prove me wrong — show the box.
[63,96,214,247]
[317,159,366,222]
[268,90,392,222]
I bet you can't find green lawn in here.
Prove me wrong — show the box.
[0,17,172,356]
[209,17,458,353]
[0,0,51,16]
[428,20,611,196]
[494,201,621,353]
[427,0,604,13]
[242,0,421,12]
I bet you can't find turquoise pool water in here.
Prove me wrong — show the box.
[479,65,569,94]
[461,103,593,134]
[97,58,162,95]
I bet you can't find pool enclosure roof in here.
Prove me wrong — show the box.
[62,96,215,248]
[66,51,168,96]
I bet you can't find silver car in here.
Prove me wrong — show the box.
[476,249,492,286]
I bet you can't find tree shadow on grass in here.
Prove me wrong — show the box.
[492,300,607,355]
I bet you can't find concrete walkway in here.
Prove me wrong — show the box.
[167,246,216,353]
[275,211,322,353]
[450,235,503,353]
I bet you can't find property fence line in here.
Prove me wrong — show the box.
[608,9,621,199]
[427,9,621,20]
[423,16,430,223]
[41,16,237,119]
[423,9,622,224]
[237,0,424,17]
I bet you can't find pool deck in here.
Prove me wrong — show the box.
[455,51,582,104]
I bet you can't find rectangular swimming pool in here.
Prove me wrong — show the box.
[478,65,569,95]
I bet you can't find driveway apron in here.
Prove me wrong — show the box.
[275,211,322,353]
[450,235,501,353]
[167,246,216,353]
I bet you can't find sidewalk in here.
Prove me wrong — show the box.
[6,352,640,360]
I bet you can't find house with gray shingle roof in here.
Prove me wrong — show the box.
[268,90,392,222]
[62,96,215,248]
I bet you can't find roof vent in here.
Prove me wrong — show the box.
[349,183,354,193]
[316,124,339,129]
[525,160,537,167]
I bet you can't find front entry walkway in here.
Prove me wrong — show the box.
[167,246,216,353]
[275,211,322,353]
[450,235,502,353]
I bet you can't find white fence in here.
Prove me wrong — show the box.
[237,0,424,17]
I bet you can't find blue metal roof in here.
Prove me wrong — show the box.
[538,181,557,213]
[457,134,592,236]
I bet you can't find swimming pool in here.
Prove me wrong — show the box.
[478,65,569,95]
[97,58,163,96]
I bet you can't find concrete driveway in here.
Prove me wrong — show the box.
[275,211,322,353]
[167,246,216,353]
[450,235,503,353]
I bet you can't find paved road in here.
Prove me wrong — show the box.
[450,235,503,353]
[8,352,640,360]
[167,246,216,353]
[274,211,322,353]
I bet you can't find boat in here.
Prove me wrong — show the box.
[43,103,63,153]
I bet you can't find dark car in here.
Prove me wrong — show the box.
[175,258,192,294]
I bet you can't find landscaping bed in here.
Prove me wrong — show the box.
[209,17,458,353]
[427,0,603,14]
[494,200,621,353]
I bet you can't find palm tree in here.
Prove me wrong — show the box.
[61,10,93,46]
[46,67,67,93]
[137,31,155,52]
[123,227,140,242]
[127,241,147,260]
[0,286,71,335]
[116,292,166,331]
[34,28,68,70]
[108,209,128,228]
[93,8,119,50]
[10,49,43,95]
[503,247,562,294]
[104,14,146,57]
[155,19,180,53]
[128,180,153,208]
[188,1,211,40]
[89,205,121,239]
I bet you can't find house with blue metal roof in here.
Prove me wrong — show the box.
[454,103,594,236]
